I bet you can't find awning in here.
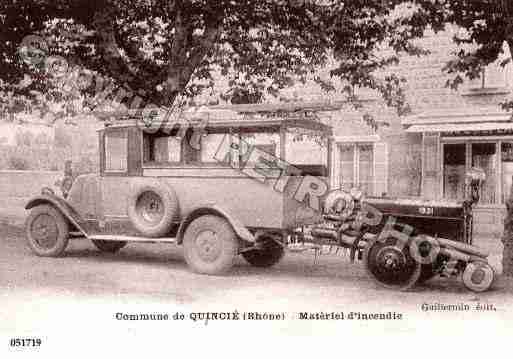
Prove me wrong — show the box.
[402,106,512,126]
[405,122,513,133]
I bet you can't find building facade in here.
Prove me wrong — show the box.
[322,29,513,237]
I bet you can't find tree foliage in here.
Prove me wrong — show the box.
[434,1,513,94]
[0,0,448,121]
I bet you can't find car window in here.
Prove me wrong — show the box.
[143,130,200,165]
[142,131,279,167]
[167,137,181,162]
[105,131,128,172]
[201,134,225,163]
[240,133,278,166]
[149,136,180,163]
[181,130,201,164]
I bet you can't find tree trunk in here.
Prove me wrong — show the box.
[502,176,513,276]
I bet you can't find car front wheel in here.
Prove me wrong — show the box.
[183,215,239,275]
[25,204,70,257]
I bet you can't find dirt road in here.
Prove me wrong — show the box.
[1,223,513,349]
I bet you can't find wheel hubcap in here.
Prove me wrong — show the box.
[462,262,494,292]
[136,191,164,225]
[376,247,406,272]
[31,214,58,249]
[367,242,420,288]
[471,268,486,284]
[195,230,222,262]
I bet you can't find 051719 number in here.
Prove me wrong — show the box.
[9,338,42,348]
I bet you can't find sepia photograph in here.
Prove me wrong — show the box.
[1,0,513,356]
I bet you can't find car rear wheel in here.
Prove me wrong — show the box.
[92,240,127,253]
[183,215,239,275]
[242,236,285,268]
[25,204,70,257]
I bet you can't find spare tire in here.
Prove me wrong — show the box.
[323,190,353,217]
[127,179,179,237]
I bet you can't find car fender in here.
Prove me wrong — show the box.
[25,194,88,237]
[177,204,255,244]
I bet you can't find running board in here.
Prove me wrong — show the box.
[88,235,177,243]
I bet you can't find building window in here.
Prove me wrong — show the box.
[338,142,388,196]
[340,144,355,189]
[472,143,497,204]
[358,144,374,195]
[442,142,498,205]
[443,143,466,201]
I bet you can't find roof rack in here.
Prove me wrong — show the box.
[94,101,345,134]
[102,117,331,134]
[94,100,346,119]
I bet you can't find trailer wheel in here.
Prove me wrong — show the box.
[183,215,239,275]
[462,261,495,292]
[25,204,69,257]
[364,236,421,291]
[92,240,127,253]
[242,236,285,268]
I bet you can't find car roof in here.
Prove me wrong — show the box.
[96,102,336,135]
[104,118,332,134]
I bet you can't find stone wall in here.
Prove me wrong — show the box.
[0,170,62,199]
[0,170,62,226]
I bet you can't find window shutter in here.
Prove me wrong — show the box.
[373,142,388,196]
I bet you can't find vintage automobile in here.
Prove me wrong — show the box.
[24,106,334,275]
[24,106,495,292]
